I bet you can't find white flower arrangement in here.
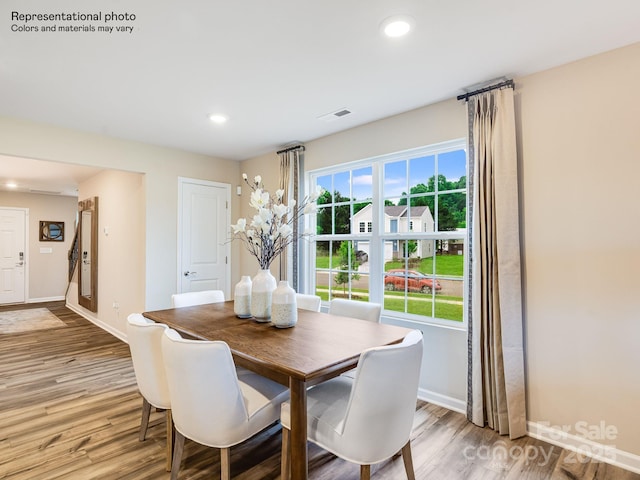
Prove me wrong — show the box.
[231,173,322,270]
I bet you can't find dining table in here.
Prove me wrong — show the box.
[143,300,412,480]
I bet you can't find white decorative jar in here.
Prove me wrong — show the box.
[251,269,277,321]
[233,275,252,318]
[271,280,298,328]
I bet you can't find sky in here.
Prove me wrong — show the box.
[315,148,466,202]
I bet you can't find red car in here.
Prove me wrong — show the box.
[384,269,442,293]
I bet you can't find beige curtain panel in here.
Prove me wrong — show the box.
[278,147,303,288]
[278,152,291,281]
[468,86,527,439]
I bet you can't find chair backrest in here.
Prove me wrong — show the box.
[126,313,171,409]
[340,330,423,463]
[171,289,225,308]
[296,293,322,312]
[161,328,251,446]
[328,298,381,323]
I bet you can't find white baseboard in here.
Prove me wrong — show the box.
[418,387,467,414]
[65,302,127,343]
[28,296,66,303]
[528,421,640,475]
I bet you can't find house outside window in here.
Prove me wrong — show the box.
[309,139,467,325]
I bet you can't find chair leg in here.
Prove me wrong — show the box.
[165,409,173,472]
[360,464,371,480]
[170,431,185,480]
[401,440,416,480]
[220,447,231,480]
[139,397,152,442]
[281,426,290,480]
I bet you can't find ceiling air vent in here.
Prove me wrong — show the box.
[317,108,353,123]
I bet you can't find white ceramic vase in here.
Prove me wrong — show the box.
[271,280,298,328]
[233,275,252,318]
[251,269,277,321]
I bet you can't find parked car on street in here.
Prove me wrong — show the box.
[384,269,442,293]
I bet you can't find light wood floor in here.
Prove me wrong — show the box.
[0,302,637,480]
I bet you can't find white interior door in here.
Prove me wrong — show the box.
[0,208,27,304]
[178,178,230,297]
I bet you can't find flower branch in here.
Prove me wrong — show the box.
[230,173,322,270]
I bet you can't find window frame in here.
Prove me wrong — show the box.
[305,139,468,329]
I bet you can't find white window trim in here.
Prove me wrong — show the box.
[306,139,468,328]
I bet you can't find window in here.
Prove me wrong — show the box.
[308,140,467,325]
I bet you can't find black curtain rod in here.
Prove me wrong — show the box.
[277,145,305,155]
[457,79,514,102]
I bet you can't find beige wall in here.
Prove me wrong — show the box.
[304,96,470,408]
[0,192,77,301]
[0,119,243,320]
[518,42,640,456]
[65,170,147,338]
[240,98,470,411]
[238,42,640,460]
[0,39,638,463]
[237,152,284,279]
[305,97,466,170]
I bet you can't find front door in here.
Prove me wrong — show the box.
[178,178,230,298]
[0,208,27,304]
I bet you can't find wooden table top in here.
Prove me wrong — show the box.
[143,300,412,385]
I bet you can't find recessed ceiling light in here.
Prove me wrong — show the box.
[208,114,228,124]
[6,182,17,189]
[380,15,415,38]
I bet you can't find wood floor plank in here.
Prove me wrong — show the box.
[0,302,638,480]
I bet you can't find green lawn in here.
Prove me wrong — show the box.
[315,288,463,322]
[317,253,464,277]
[383,297,463,321]
[315,255,341,269]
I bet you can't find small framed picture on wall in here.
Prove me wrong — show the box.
[39,221,65,242]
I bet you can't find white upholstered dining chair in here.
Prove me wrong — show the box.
[328,298,381,323]
[170,289,225,307]
[295,293,322,312]
[126,313,173,471]
[161,328,290,480]
[280,329,423,480]
[329,298,384,379]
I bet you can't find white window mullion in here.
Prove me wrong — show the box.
[307,138,467,326]
[369,162,382,304]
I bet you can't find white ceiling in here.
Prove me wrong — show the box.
[1,0,640,194]
[0,156,103,197]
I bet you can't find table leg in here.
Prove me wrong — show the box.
[289,377,308,480]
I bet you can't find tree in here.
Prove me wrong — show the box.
[397,175,467,230]
[436,202,458,231]
[406,240,418,257]
[334,241,360,294]
[316,190,352,237]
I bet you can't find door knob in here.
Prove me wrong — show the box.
[183,271,197,277]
